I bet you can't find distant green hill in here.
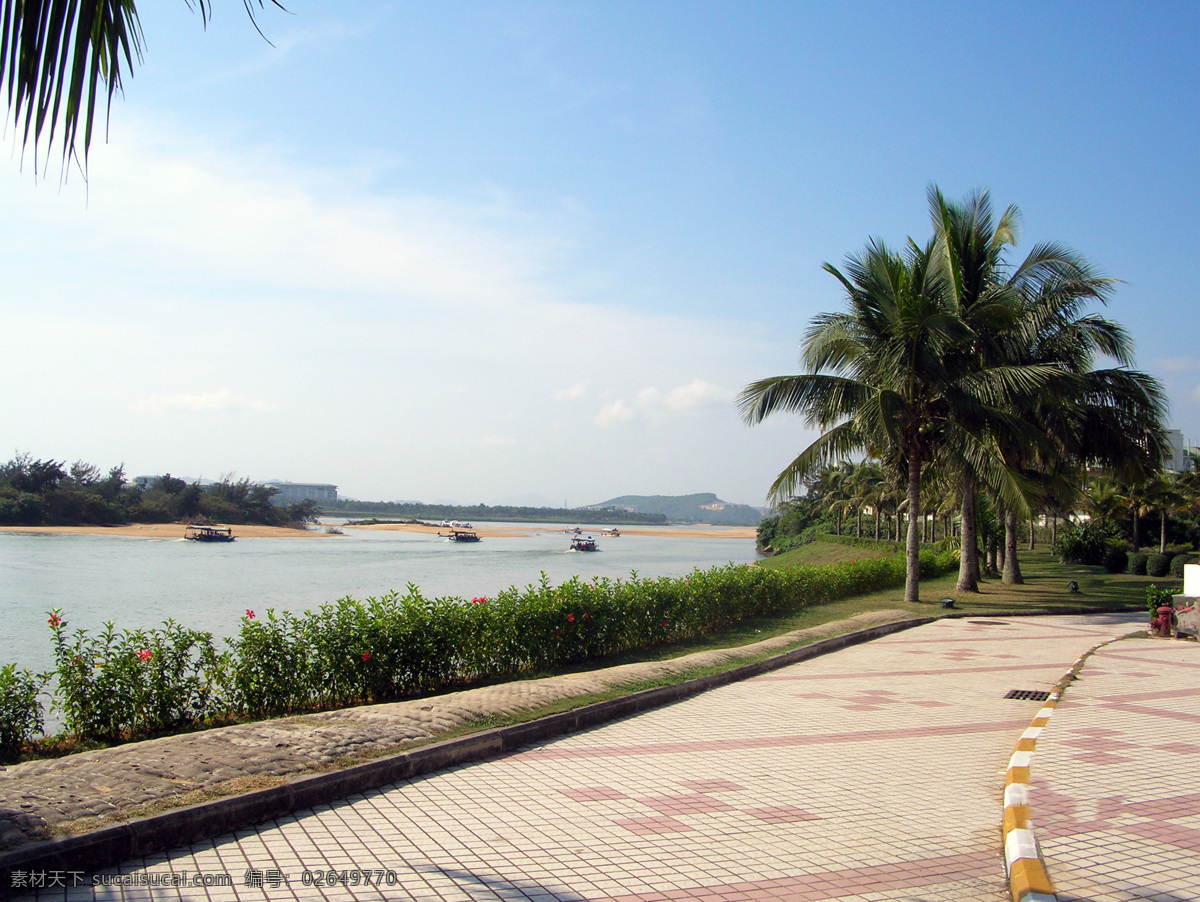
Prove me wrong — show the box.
[585,493,764,526]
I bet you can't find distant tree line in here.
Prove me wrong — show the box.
[323,499,668,525]
[0,454,320,528]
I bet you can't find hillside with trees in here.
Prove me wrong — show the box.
[0,455,318,528]
[321,499,666,525]
[585,493,764,526]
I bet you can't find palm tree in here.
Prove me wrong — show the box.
[739,237,1014,605]
[927,185,1166,587]
[0,1,282,176]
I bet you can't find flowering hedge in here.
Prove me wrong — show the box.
[9,550,957,745]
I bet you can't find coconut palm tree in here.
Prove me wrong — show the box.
[927,185,1166,586]
[739,237,1022,605]
[0,1,282,176]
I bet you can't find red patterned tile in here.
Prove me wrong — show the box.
[611,816,694,835]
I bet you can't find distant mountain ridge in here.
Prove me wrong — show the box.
[584,493,764,526]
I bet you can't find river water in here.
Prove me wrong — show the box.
[0,523,757,675]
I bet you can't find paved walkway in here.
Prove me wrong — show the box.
[1032,637,1200,901]
[7,611,1164,902]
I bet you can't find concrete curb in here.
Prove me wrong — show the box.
[1000,633,1129,902]
[0,615,933,894]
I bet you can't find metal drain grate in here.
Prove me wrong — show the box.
[1005,689,1051,701]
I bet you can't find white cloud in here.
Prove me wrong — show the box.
[482,435,518,449]
[131,389,277,416]
[554,381,590,401]
[665,380,730,411]
[595,399,636,425]
[594,380,732,425]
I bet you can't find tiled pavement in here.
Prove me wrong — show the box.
[1031,637,1200,902]
[11,612,1164,901]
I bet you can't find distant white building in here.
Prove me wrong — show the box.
[1163,429,1188,472]
[260,481,338,505]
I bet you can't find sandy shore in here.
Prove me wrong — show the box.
[348,523,757,539]
[0,522,756,540]
[0,523,326,538]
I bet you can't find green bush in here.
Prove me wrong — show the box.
[44,552,963,738]
[1147,554,1170,578]
[48,611,225,742]
[1127,553,1148,575]
[1103,549,1128,574]
[0,664,45,760]
[1170,554,1194,578]
[1147,583,1175,619]
[1052,522,1123,566]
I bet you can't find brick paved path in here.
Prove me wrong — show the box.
[1032,637,1200,902]
[12,613,1144,901]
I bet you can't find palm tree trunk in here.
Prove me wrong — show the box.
[1132,508,1140,551]
[1003,508,1024,584]
[1161,509,1168,554]
[1051,512,1057,546]
[957,477,979,592]
[1028,516,1035,551]
[856,509,862,538]
[875,508,881,540]
[905,456,921,605]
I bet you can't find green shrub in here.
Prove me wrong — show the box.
[48,611,226,742]
[1052,522,1123,566]
[1127,553,1148,575]
[1103,549,1128,574]
[1147,583,1175,619]
[46,552,965,735]
[1146,554,1170,578]
[0,664,45,760]
[1170,554,1193,578]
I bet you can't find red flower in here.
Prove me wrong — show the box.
[583,612,589,619]
[362,651,371,662]
[556,630,562,637]
[662,620,669,628]
[472,596,488,604]
[567,613,575,623]
[245,609,256,619]
[48,613,62,628]
[137,649,153,662]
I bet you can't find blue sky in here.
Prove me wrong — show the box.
[1,1,1196,506]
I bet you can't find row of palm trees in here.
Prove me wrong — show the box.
[801,458,1199,562]
[740,186,1168,603]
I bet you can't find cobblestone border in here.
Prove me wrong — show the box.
[1001,633,1131,902]
[0,616,935,895]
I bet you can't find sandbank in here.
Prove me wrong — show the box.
[347,523,757,540]
[0,523,325,539]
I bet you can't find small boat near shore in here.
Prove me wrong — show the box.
[570,535,598,552]
[440,528,481,543]
[184,525,235,543]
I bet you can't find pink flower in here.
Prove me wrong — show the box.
[567,613,575,623]
[245,609,256,619]
[137,649,153,662]
[48,613,62,628]
[362,651,371,662]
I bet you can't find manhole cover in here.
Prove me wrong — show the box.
[1005,689,1051,701]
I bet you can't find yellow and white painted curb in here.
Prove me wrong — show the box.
[1001,638,1122,902]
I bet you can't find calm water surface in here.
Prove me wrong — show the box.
[0,523,757,674]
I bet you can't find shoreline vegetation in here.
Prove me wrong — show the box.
[3,543,958,759]
[0,538,1170,767]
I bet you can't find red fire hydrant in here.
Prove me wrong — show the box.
[1153,603,1175,638]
